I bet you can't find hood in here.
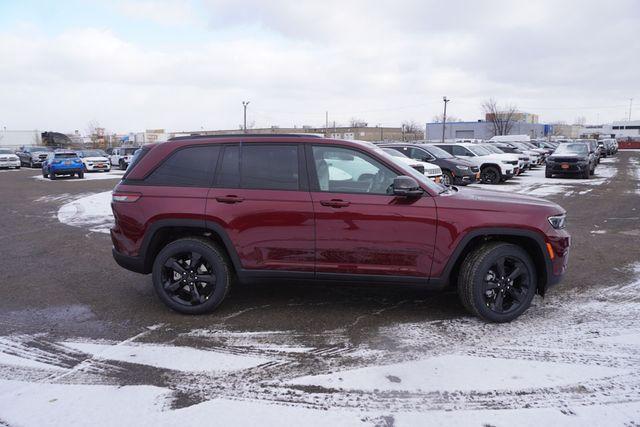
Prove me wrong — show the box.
[439,186,564,215]
[83,156,109,162]
[451,157,476,167]
[549,152,585,159]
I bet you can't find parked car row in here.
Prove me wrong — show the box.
[13,146,140,171]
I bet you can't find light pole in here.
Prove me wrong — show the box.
[441,96,450,143]
[242,101,250,133]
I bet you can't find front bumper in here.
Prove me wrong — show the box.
[0,159,20,167]
[545,227,571,290]
[546,163,589,174]
[453,171,479,185]
[86,163,111,171]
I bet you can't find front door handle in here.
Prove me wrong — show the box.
[320,199,350,208]
[215,195,244,204]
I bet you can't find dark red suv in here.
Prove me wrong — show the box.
[111,135,570,322]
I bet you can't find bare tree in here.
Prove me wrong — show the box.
[401,120,422,133]
[432,114,461,123]
[349,118,368,127]
[573,116,586,126]
[482,98,519,136]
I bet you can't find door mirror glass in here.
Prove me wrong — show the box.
[392,176,423,197]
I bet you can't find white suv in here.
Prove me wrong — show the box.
[382,148,443,183]
[109,147,138,170]
[432,143,517,184]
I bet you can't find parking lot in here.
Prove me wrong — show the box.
[1,151,640,425]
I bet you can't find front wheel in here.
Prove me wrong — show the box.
[49,171,56,180]
[441,170,454,186]
[152,238,232,314]
[582,167,591,179]
[457,242,537,323]
[480,166,501,184]
[545,168,552,178]
[119,160,126,170]
[78,171,84,179]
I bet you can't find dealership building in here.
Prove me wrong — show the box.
[425,120,551,140]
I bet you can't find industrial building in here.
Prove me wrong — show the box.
[425,121,551,140]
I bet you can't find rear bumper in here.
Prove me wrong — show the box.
[112,248,146,274]
[0,160,20,167]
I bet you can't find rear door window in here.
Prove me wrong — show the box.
[216,145,240,188]
[145,145,219,187]
[241,144,299,190]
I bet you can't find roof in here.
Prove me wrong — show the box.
[169,133,323,141]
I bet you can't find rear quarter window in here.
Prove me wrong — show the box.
[144,145,220,187]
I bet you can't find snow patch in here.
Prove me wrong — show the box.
[61,341,273,373]
[32,170,125,182]
[288,354,627,393]
[57,191,113,234]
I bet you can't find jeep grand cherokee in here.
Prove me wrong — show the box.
[111,135,570,322]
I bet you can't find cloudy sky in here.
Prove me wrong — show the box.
[0,0,638,134]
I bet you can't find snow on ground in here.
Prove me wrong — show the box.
[57,191,113,233]
[61,341,272,373]
[1,263,639,425]
[32,170,125,182]
[468,162,616,197]
[288,354,627,393]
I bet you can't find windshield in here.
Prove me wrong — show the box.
[467,145,491,156]
[511,142,529,151]
[123,148,138,155]
[422,145,452,159]
[555,144,588,154]
[54,153,78,159]
[382,148,407,158]
[26,146,53,152]
[481,144,504,154]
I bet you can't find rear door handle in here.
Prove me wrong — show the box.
[320,199,350,208]
[215,195,244,204]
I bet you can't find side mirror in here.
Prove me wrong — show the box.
[392,176,423,197]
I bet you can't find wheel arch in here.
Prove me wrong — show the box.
[435,228,551,295]
[140,219,242,276]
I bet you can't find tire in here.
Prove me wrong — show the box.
[152,237,233,314]
[119,160,126,170]
[582,167,590,179]
[78,171,84,179]
[42,170,48,178]
[442,170,454,186]
[49,170,56,180]
[480,166,501,185]
[545,168,552,178]
[457,242,537,323]
[29,159,34,168]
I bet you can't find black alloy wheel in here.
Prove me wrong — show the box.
[481,256,530,316]
[161,251,217,307]
[481,166,501,185]
[152,238,232,314]
[458,242,537,322]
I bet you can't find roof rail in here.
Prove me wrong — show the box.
[168,133,324,141]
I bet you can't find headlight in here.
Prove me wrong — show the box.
[548,214,566,229]
[455,165,469,171]
[501,160,513,164]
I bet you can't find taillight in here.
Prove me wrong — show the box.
[112,192,141,203]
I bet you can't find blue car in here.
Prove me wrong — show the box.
[42,151,85,180]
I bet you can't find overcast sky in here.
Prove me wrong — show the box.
[1,0,638,134]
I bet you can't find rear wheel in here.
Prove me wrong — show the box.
[480,166,501,184]
[78,171,84,179]
[42,170,48,178]
[152,238,233,314]
[545,168,552,178]
[458,242,537,323]
[119,160,126,170]
[49,170,56,180]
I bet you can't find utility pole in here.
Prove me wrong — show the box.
[441,96,450,143]
[325,111,328,137]
[630,98,634,121]
[242,101,250,133]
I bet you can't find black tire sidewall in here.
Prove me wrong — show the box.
[470,244,537,322]
[443,170,454,186]
[152,239,230,314]
[481,166,500,184]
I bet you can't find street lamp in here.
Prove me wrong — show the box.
[242,101,250,133]
[441,96,450,143]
